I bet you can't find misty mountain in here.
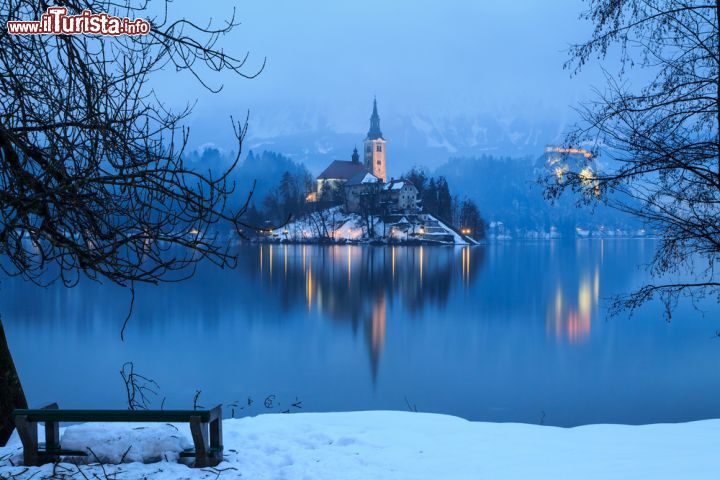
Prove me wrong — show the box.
[243,113,568,177]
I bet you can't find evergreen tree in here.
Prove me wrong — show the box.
[459,199,486,239]
[423,178,438,216]
[403,168,428,195]
[436,176,452,221]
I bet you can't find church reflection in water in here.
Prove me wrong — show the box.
[253,244,485,378]
[249,239,612,374]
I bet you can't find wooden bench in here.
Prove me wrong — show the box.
[12,403,223,468]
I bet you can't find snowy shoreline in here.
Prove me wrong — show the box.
[2,411,719,479]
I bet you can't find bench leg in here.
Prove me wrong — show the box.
[15,415,39,466]
[42,403,60,464]
[189,416,209,468]
[43,420,60,463]
[209,406,223,467]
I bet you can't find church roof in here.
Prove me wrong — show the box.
[347,171,380,186]
[317,160,368,181]
[366,97,384,140]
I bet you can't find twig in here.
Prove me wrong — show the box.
[192,390,204,410]
[404,396,418,412]
[86,448,109,479]
[119,445,132,464]
[120,362,160,410]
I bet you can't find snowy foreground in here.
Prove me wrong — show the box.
[1,411,719,479]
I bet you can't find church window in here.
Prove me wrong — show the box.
[366,146,371,153]
[376,145,382,152]
[376,160,381,165]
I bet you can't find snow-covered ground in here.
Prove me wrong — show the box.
[1,411,718,479]
[270,208,468,245]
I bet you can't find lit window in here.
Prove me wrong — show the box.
[376,145,382,152]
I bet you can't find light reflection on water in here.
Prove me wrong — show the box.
[2,240,720,426]
[546,263,599,344]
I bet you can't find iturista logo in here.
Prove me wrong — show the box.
[6,7,151,36]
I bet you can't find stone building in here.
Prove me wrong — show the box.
[382,179,419,213]
[344,170,381,212]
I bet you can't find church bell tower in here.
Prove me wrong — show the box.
[364,97,387,182]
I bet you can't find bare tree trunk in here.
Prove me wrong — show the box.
[716,0,720,180]
[0,317,27,446]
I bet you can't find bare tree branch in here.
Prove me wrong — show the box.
[542,0,719,317]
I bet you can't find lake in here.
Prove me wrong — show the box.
[3,240,720,427]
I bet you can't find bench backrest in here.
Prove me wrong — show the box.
[12,409,212,423]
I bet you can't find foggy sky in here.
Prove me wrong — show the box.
[150,0,629,155]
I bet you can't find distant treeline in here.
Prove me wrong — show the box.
[186,148,635,236]
[185,148,312,228]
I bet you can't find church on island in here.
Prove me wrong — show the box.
[314,99,420,214]
[273,99,470,245]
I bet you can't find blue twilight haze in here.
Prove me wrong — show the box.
[147,0,640,173]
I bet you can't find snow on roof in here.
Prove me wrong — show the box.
[383,180,409,190]
[347,171,380,186]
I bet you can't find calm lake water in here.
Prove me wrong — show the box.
[3,240,720,427]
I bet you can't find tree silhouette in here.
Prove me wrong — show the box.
[0,0,262,444]
[543,0,719,315]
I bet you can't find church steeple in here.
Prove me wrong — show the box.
[363,97,387,182]
[366,97,383,140]
[351,146,360,163]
